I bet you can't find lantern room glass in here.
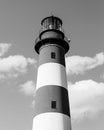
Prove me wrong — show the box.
[42,17,62,30]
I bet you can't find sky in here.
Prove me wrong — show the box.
[0,0,104,130]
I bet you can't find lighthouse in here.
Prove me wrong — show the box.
[33,16,71,130]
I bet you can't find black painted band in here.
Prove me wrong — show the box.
[35,38,69,54]
[34,85,70,117]
[38,44,65,66]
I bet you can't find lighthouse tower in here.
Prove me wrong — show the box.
[33,16,71,130]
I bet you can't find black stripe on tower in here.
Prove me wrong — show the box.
[38,44,65,66]
[34,85,70,117]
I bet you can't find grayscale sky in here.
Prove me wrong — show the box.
[0,0,104,130]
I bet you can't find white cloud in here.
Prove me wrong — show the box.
[0,55,35,73]
[0,43,37,79]
[66,52,104,75]
[69,80,104,122]
[20,81,35,96]
[0,43,11,57]
[0,55,36,79]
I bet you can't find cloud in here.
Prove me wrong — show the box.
[0,55,36,79]
[69,80,104,122]
[19,81,35,96]
[0,43,11,57]
[66,52,104,75]
[0,43,37,79]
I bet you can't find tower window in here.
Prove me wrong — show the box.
[51,52,56,59]
[51,101,56,109]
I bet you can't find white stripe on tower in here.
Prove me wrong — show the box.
[33,16,71,130]
[36,62,67,90]
[33,113,71,130]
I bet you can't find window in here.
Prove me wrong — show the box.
[51,101,56,109]
[51,52,56,59]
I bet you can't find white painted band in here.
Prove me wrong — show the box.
[36,63,68,90]
[32,112,71,130]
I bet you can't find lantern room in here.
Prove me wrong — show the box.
[35,16,70,54]
[41,16,63,31]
